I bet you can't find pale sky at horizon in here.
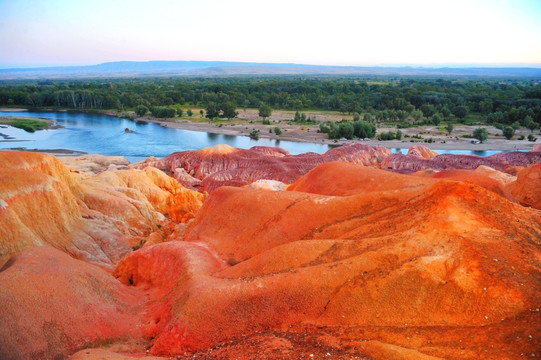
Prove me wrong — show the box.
[0,0,540,68]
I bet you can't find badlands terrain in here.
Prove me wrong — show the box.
[0,144,540,359]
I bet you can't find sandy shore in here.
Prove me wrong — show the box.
[134,108,539,152]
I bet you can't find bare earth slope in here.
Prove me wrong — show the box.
[1,148,540,359]
[113,162,541,359]
[0,246,144,360]
[0,151,205,269]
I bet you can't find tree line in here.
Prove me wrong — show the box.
[0,77,540,127]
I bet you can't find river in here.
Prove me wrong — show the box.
[0,111,519,162]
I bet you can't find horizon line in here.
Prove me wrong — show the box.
[2,60,541,70]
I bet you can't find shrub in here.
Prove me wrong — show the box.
[135,105,149,116]
[503,126,515,140]
[378,131,401,141]
[339,121,355,139]
[528,133,537,142]
[473,127,488,143]
[397,121,414,129]
[274,127,282,135]
[150,106,176,118]
[249,129,260,140]
[319,123,330,133]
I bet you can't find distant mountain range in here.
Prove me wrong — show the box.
[1,61,541,80]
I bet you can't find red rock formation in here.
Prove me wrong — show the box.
[382,151,541,175]
[112,162,541,359]
[0,151,204,269]
[3,150,541,359]
[506,164,541,209]
[134,143,392,192]
[474,165,517,185]
[431,169,510,199]
[287,161,435,196]
[0,246,144,360]
[407,145,439,159]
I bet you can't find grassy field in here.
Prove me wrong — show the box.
[0,118,50,132]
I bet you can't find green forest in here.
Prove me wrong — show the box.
[1,76,540,129]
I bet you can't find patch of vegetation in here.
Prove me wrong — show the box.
[249,129,260,140]
[0,118,49,132]
[378,130,402,141]
[473,127,489,143]
[135,105,148,116]
[397,121,415,129]
[150,106,176,118]
[503,126,515,140]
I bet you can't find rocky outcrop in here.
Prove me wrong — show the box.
[506,164,541,209]
[382,150,541,175]
[133,143,392,192]
[60,154,130,175]
[0,151,204,269]
[407,144,439,159]
[112,162,541,359]
[134,144,541,194]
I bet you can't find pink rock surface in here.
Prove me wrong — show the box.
[0,246,144,360]
[382,151,541,175]
[134,144,392,192]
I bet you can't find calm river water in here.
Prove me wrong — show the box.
[0,111,513,162]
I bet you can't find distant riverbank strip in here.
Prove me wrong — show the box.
[1,107,538,152]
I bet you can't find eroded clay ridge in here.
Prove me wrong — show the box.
[0,147,540,360]
[133,143,541,193]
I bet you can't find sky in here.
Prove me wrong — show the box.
[0,0,540,68]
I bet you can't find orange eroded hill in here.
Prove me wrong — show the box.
[112,162,541,359]
[0,151,205,269]
[507,164,541,209]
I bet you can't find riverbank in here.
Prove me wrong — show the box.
[133,108,538,152]
[1,107,538,152]
[3,147,87,156]
[0,116,62,130]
